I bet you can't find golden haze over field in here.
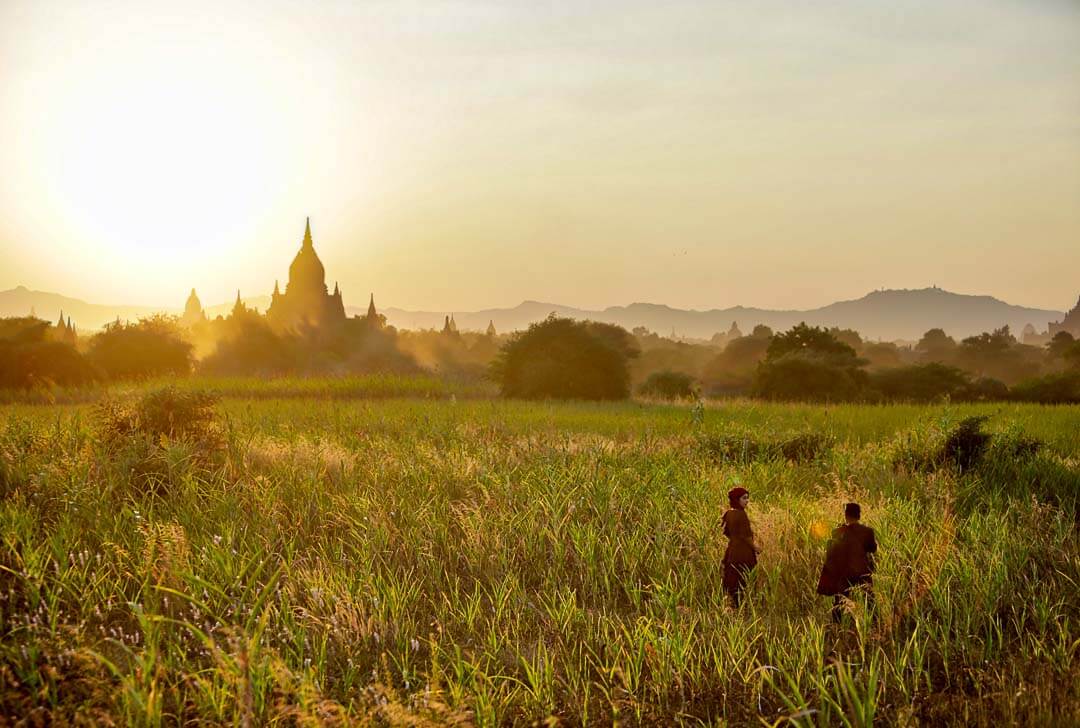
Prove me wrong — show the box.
[1,0,1078,312]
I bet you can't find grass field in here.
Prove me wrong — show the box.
[1,380,1078,725]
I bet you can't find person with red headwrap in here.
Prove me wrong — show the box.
[721,486,761,608]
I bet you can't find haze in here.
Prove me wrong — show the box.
[1,0,1078,312]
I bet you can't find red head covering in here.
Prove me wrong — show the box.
[728,487,749,509]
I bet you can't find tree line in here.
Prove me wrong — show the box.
[2,312,1078,403]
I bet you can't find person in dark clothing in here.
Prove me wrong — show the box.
[817,502,877,623]
[722,486,761,608]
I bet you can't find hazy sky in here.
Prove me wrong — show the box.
[2,0,1078,312]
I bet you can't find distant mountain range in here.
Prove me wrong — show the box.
[0,285,1067,342]
[383,288,1066,341]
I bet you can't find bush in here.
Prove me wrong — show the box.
[95,386,221,446]
[491,316,637,400]
[92,386,223,496]
[88,315,193,380]
[638,370,696,399]
[1009,371,1080,404]
[938,416,992,474]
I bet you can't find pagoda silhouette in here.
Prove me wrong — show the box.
[266,218,346,330]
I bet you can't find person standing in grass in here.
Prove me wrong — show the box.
[817,502,877,623]
[722,486,761,608]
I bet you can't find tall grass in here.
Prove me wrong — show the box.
[0,392,1077,724]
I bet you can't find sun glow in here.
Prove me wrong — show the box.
[5,6,336,304]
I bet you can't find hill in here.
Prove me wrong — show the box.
[383,288,1065,341]
[1,285,1067,341]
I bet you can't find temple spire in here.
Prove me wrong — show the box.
[367,293,377,317]
[302,217,313,250]
[273,280,280,296]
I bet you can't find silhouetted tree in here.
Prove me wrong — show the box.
[0,317,97,389]
[701,332,772,395]
[869,363,971,402]
[915,328,957,363]
[201,316,299,376]
[87,315,193,380]
[828,327,863,351]
[491,316,635,400]
[752,323,868,401]
[956,326,1039,384]
[1046,331,1076,361]
[861,341,904,370]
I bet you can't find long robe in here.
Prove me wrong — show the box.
[817,522,877,596]
[722,507,757,594]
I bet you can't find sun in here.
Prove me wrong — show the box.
[14,25,318,301]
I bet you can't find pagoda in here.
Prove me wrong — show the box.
[267,218,346,330]
[1049,295,1080,338]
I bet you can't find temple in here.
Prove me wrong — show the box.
[267,218,346,330]
[181,288,207,327]
[1048,295,1080,338]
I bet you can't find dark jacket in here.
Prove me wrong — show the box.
[722,508,758,567]
[817,522,877,596]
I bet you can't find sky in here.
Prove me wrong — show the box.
[1,0,1078,312]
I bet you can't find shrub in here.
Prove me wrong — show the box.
[1009,371,1080,404]
[938,416,992,474]
[638,370,697,399]
[491,316,637,400]
[95,386,221,446]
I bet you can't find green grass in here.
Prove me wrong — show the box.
[1,387,1078,725]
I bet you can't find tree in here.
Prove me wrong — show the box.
[956,326,1038,384]
[915,328,957,363]
[87,315,193,380]
[869,363,971,402]
[861,341,903,370]
[200,316,299,376]
[0,317,97,389]
[1047,331,1076,361]
[491,316,636,400]
[765,323,861,364]
[752,323,868,401]
[828,327,863,351]
[701,332,772,395]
